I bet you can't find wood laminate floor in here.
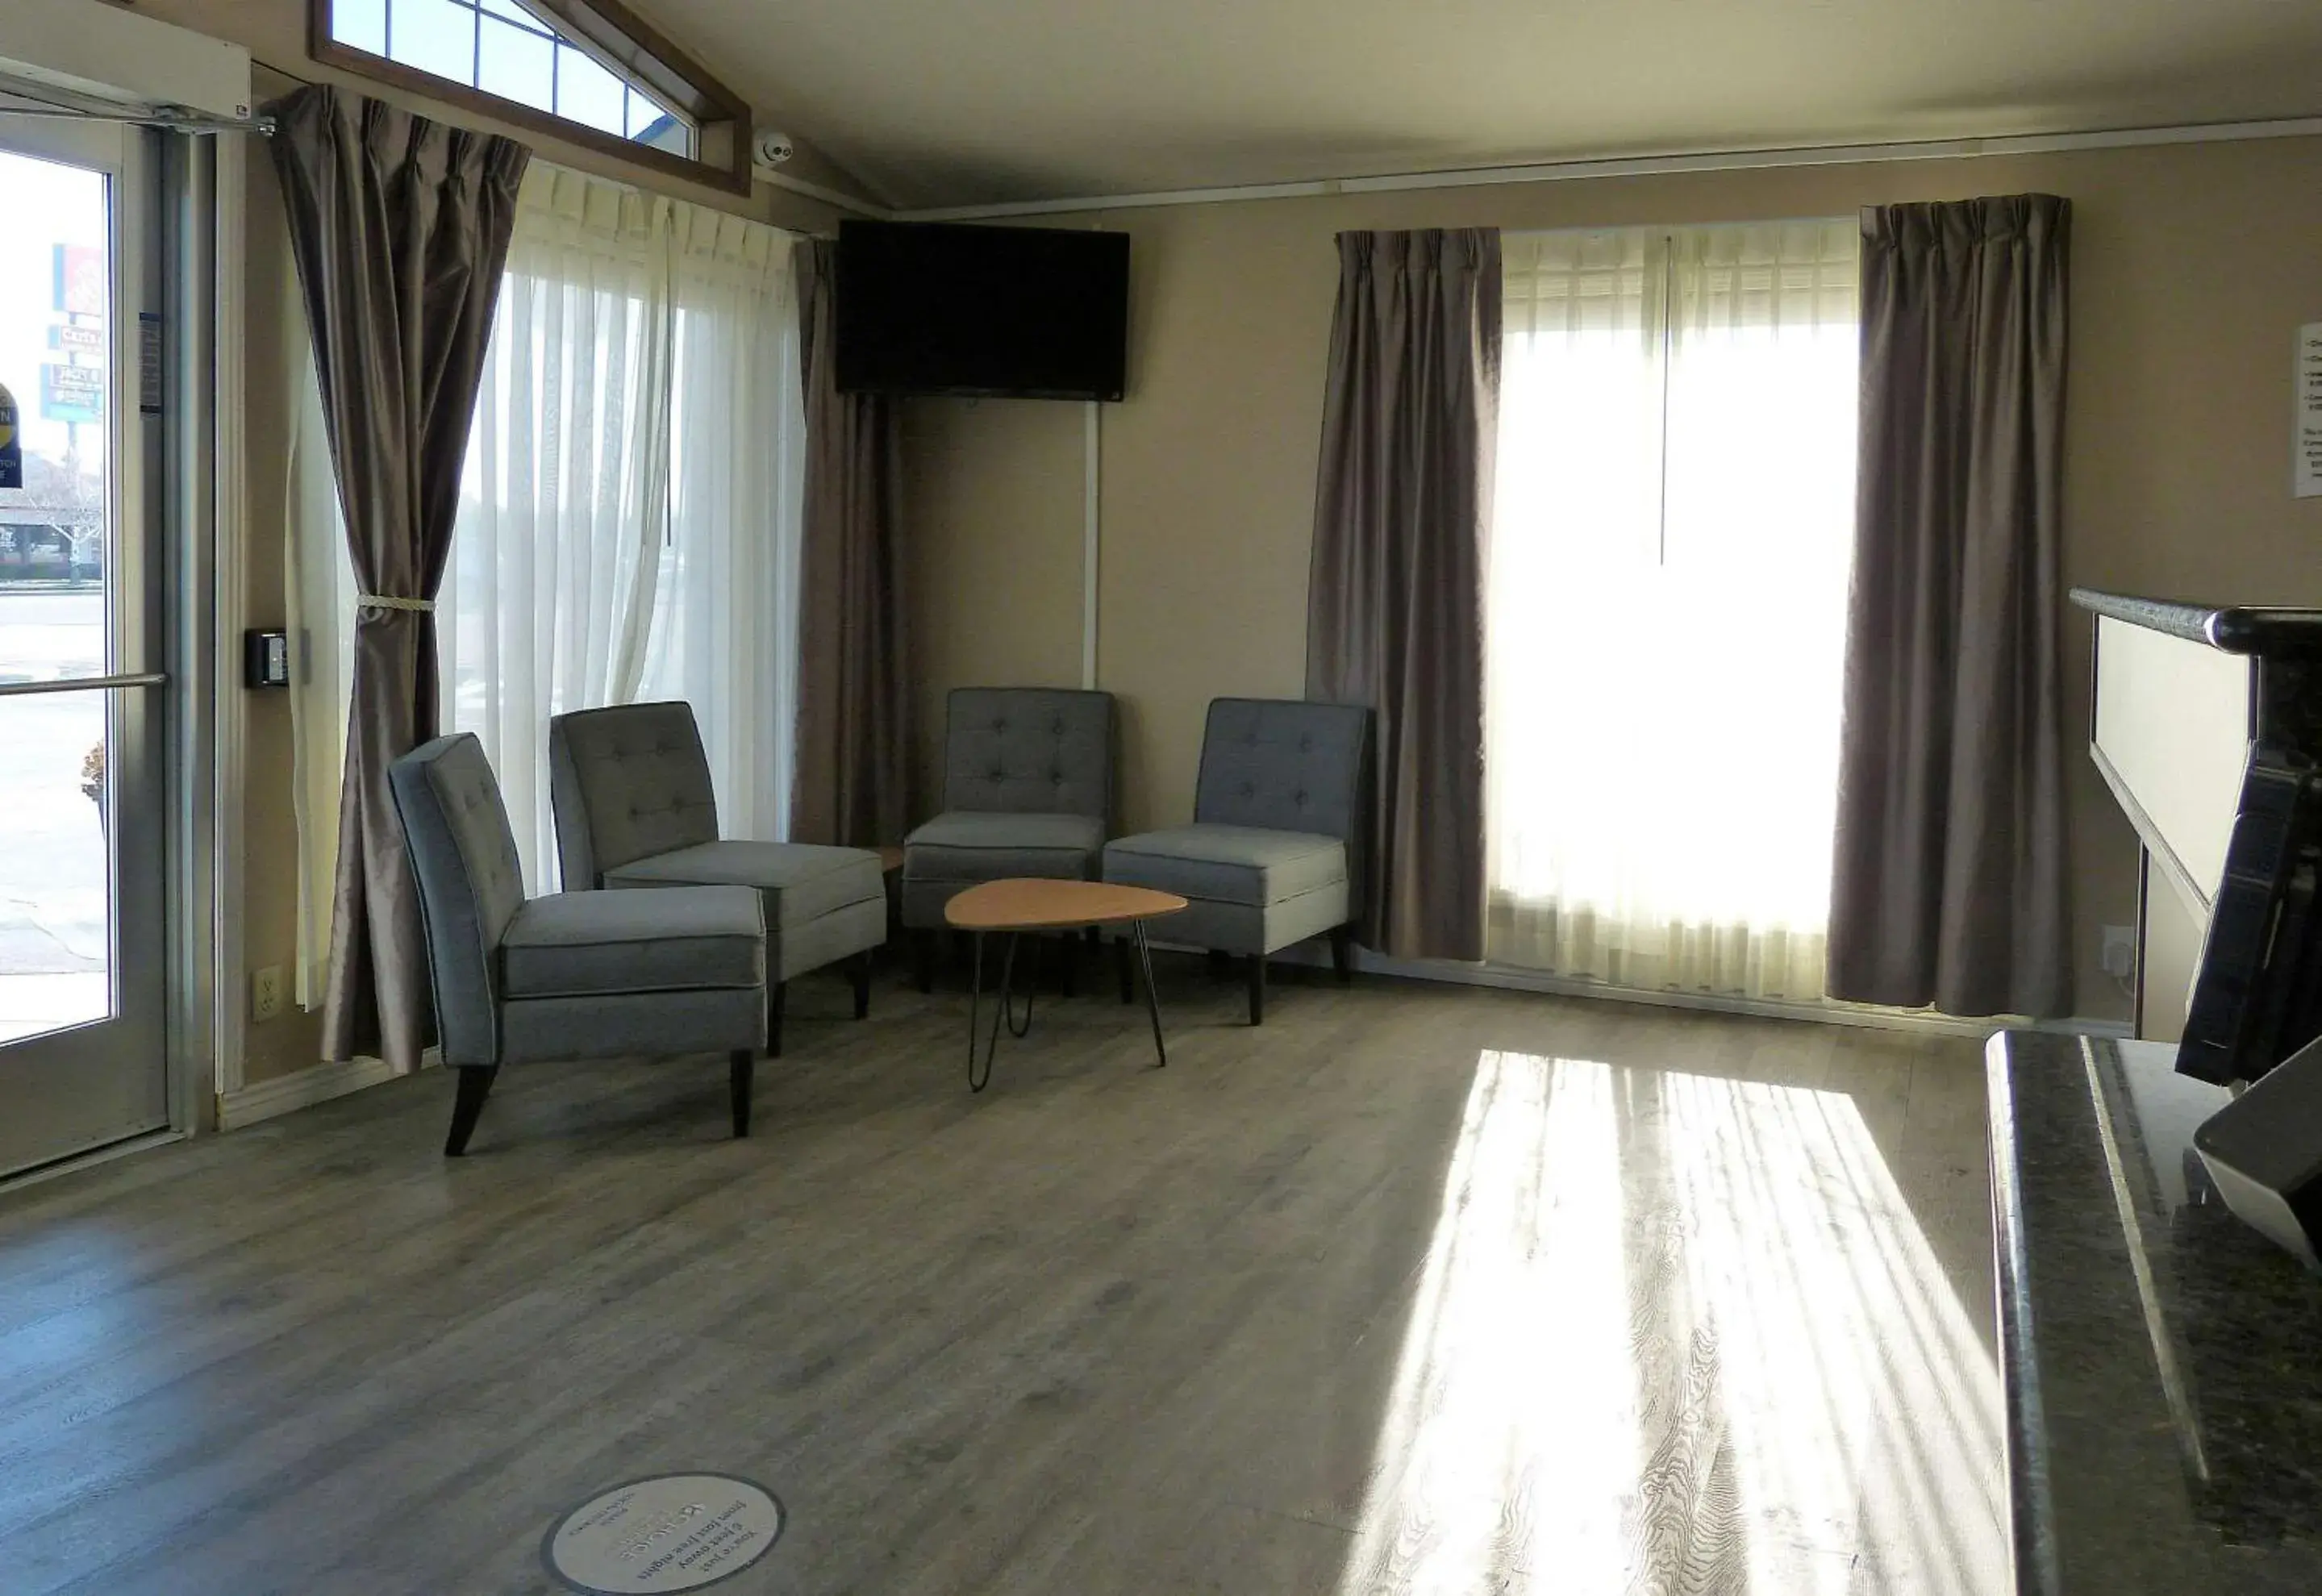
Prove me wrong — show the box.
[0,960,2003,1595]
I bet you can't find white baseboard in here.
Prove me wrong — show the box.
[216,1053,417,1130]
[1260,939,2136,1041]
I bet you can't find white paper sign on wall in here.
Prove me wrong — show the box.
[541,1473,784,1594]
[2298,322,2322,499]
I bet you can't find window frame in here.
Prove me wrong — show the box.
[308,0,752,195]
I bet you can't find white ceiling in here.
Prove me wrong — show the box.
[657,0,2322,210]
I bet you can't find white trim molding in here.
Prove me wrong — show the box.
[1257,938,2136,1041]
[756,165,886,217]
[0,0,252,124]
[1082,399,1100,689]
[897,115,2322,222]
[216,1054,410,1131]
[211,136,248,1107]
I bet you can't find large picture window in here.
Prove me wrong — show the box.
[440,169,804,890]
[1486,220,1861,1002]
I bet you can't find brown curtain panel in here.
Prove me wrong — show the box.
[1305,228,1500,961]
[1828,194,2072,1018]
[269,85,529,1068]
[791,238,912,847]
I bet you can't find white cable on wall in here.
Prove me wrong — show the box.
[1082,398,1101,689]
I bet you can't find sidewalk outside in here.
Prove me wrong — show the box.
[2,586,112,1044]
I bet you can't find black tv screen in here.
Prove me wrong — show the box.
[835,220,1129,402]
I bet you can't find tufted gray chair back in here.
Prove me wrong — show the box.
[1194,698,1372,845]
[941,687,1115,822]
[549,702,722,890]
[390,734,529,1067]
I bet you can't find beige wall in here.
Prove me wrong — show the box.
[231,136,320,1085]
[2139,862,2206,1044]
[905,135,2322,1022]
[903,399,1090,797]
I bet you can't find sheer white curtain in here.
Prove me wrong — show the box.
[437,168,802,888]
[439,166,674,891]
[634,205,803,842]
[1486,220,1859,1002]
[284,312,356,1011]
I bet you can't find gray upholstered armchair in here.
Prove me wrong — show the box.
[548,702,888,1056]
[389,734,769,1156]
[1103,698,1371,1024]
[903,686,1115,989]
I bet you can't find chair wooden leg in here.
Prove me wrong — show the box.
[769,981,786,1058]
[444,1065,498,1157]
[729,1049,754,1138]
[1247,954,1267,1026]
[915,928,936,994]
[851,952,873,1020]
[1330,925,1354,986]
[1116,935,1136,1004]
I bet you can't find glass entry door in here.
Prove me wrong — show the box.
[0,114,169,1177]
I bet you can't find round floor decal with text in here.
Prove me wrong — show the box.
[541,1473,784,1593]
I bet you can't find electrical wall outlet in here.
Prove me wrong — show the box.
[251,965,286,1025]
[2101,925,2136,986]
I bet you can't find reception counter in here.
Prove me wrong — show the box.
[1988,1031,2322,1592]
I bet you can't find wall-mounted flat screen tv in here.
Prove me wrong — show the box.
[835,220,1129,402]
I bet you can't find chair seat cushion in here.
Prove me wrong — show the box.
[904,811,1104,882]
[502,884,764,998]
[605,840,884,928]
[1103,824,1347,906]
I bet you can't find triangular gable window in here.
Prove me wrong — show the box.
[312,0,750,192]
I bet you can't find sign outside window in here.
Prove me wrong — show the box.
[43,244,106,425]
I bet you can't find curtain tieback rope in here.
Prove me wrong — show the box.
[356,594,436,613]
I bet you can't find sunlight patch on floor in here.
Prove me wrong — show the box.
[1337,1052,2003,1596]
[1337,1050,1640,1594]
[1663,1068,2004,1594]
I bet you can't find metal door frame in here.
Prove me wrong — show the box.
[0,113,224,1184]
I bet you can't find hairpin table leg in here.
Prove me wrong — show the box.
[969,931,1024,1092]
[1134,919,1167,1067]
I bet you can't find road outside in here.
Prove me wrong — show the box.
[1,587,110,1044]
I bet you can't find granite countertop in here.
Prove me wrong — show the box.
[1988,1031,2322,1594]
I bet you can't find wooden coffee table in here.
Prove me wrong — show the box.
[944,879,1188,1092]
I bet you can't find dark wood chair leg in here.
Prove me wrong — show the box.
[769,981,786,1058]
[1060,932,1078,998]
[1247,954,1267,1026]
[444,1065,498,1157]
[1116,935,1136,1004]
[1330,926,1354,986]
[729,1049,754,1138]
[915,928,936,994]
[851,953,873,1019]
